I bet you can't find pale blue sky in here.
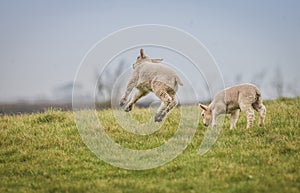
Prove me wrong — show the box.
[0,0,299,102]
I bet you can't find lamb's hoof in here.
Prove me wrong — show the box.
[154,113,165,122]
[120,100,127,107]
[124,106,132,112]
[119,98,127,107]
[154,116,163,122]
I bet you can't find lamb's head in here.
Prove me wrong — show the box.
[133,48,163,69]
[199,104,212,127]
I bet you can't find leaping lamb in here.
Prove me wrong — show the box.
[199,83,266,129]
[120,48,183,122]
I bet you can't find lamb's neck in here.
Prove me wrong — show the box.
[209,101,215,110]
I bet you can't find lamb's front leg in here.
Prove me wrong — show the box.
[230,110,240,129]
[124,90,149,112]
[120,75,138,106]
[211,110,217,128]
[211,107,225,128]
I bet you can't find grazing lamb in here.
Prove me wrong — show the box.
[119,48,183,122]
[199,83,266,129]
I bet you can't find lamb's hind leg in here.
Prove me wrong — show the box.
[258,104,266,126]
[240,103,255,129]
[164,90,177,114]
[155,100,169,122]
[124,89,149,112]
[155,91,177,122]
[152,82,173,122]
[154,90,173,122]
[155,93,177,122]
[253,103,266,127]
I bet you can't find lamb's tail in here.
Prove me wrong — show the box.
[252,86,265,111]
[255,87,262,103]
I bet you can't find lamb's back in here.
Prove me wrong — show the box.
[138,63,182,90]
[212,84,259,112]
[222,84,258,101]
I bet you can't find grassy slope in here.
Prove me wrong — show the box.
[0,98,299,193]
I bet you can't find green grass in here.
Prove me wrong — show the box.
[0,97,299,193]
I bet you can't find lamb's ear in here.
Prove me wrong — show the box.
[151,58,163,63]
[140,48,146,58]
[199,104,208,111]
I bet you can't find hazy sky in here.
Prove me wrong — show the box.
[0,0,299,102]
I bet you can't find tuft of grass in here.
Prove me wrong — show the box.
[0,97,299,193]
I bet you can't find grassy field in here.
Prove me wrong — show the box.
[0,97,299,193]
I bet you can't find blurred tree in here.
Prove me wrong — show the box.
[272,66,284,98]
[234,73,243,84]
[96,59,127,106]
[251,69,266,88]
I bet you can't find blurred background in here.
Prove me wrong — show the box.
[1,0,299,113]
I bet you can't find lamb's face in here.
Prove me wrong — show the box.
[133,56,150,69]
[199,104,212,127]
[201,110,212,127]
